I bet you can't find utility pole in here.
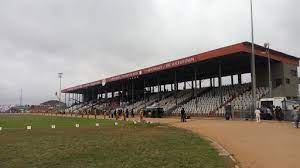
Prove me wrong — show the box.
[264,43,272,98]
[58,73,63,102]
[20,88,23,106]
[250,0,257,115]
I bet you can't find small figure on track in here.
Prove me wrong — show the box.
[181,107,186,122]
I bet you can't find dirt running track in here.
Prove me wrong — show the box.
[145,118,300,168]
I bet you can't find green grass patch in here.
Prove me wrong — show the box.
[0,114,132,129]
[0,115,233,168]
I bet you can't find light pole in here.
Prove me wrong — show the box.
[20,88,23,106]
[264,43,272,98]
[58,73,63,102]
[250,0,257,114]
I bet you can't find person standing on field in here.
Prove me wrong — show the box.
[103,110,107,119]
[131,109,134,118]
[125,109,129,118]
[139,109,144,122]
[255,108,261,123]
[181,107,186,122]
[111,110,114,118]
[292,106,300,128]
[278,107,284,121]
[123,109,126,121]
[115,109,119,120]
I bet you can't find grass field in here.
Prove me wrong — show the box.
[0,114,233,168]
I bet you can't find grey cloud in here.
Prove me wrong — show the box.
[0,0,299,104]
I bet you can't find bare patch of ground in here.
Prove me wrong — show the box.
[145,117,300,168]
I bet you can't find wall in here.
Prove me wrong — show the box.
[256,61,299,99]
[281,63,299,99]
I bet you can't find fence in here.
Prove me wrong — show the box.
[235,99,300,121]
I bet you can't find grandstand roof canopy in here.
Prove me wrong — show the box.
[62,42,299,94]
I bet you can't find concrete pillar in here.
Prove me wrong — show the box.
[238,74,242,84]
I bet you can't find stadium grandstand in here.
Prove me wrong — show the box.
[61,42,299,117]
[28,100,66,113]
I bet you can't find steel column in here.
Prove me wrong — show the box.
[194,68,198,109]
[250,0,257,114]
[174,71,178,105]
[218,62,223,106]
[238,74,242,85]
[199,79,202,89]
[121,82,124,104]
[157,76,161,101]
[68,93,70,108]
[265,43,272,98]
[193,68,197,97]
[143,78,146,108]
[131,79,134,104]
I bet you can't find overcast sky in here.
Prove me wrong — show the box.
[0,0,299,105]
